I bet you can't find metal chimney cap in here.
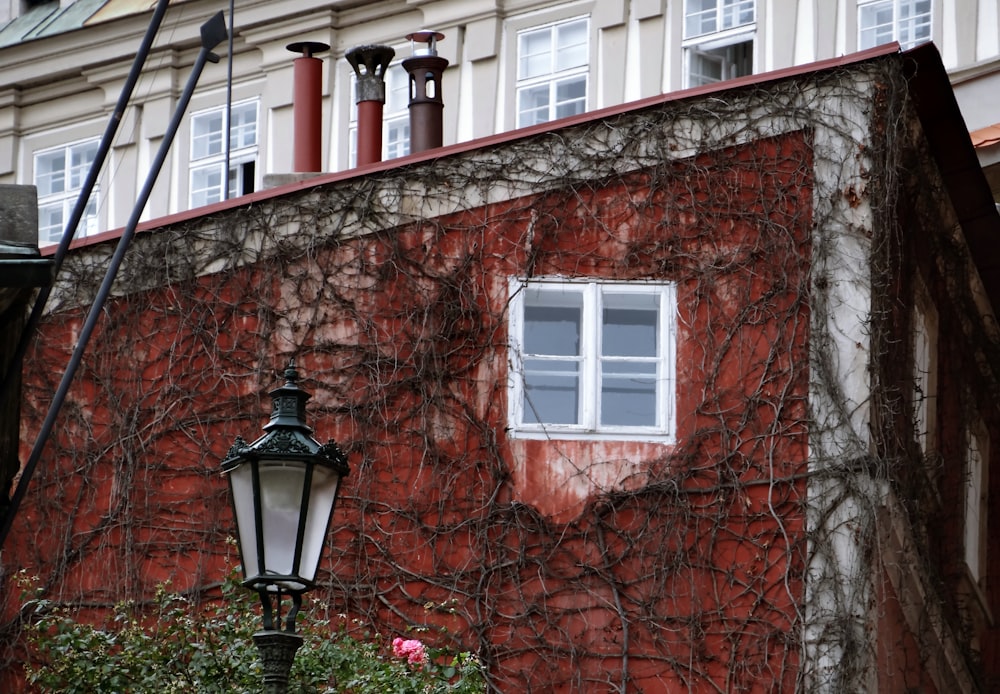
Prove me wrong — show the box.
[345,44,396,78]
[287,41,330,58]
[406,30,445,56]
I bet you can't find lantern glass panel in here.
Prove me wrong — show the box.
[228,463,259,579]
[298,465,341,583]
[258,461,309,584]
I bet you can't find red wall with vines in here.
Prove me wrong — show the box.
[4,130,813,691]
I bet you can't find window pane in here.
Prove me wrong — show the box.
[385,67,410,112]
[82,195,98,236]
[35,151,65,196]
[524,286,583,356]
[685,0,718,36]
[68,141,97,189]
[898,0,931,48]
[722,0,755,29]
[524,306,581,355]
[554,77,587,119]
[230,103,258,150]
[601,362,657,426]
[519,28,552,79]
[523,360,580,424]
[555,19,588,71]
[192,112,224,159]
[386,117,410,159]
[39,202,63,243]
[191,166,222,207]
[603,302,658,357]
[518,85,551,127]
[859,2,895,49]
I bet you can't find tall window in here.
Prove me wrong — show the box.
[349,63,410,165]
[683,0,755,87]
[190,99,258,208]
[516,17,588,128]
[508,280,676,439]
[912,288,938,455]
[34,139,99,245]
[858,0,932,50]
[964,418,989,584]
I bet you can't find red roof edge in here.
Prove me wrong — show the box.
[45,43,906,256]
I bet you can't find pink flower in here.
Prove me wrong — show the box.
[392,636,427,666]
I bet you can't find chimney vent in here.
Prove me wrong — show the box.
[402,31,448,154]
[346,44,395,166]
[287,41,329,173]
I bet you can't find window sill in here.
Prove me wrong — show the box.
[682,25,755,51]
[509,427,675,443]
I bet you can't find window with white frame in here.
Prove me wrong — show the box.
[34,139,100,245]
[858,0,932,50]
[189,99,258,208]
[508,279,676,439]
[912,285,938,455]
[964,417,989,584]
[515,17,589,128]
[348,62,410,165]
[683,0,755,88]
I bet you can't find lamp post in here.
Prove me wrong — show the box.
[221,361,349,693]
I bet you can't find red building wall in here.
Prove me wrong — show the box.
[3,131,813,691]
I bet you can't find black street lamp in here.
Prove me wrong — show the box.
[222,362,349,693]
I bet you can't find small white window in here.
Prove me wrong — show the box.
[348,63,410,165]
[508,279,676,439]
[516,17,589,128]
[34,139,100,245]
[858,0,932,50]
[964,417,989,584]
[683,0,755,88]
[189,99,258,208]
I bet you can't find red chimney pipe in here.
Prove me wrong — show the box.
[402,31,448,154]
[345,44,395,166]
[287,41,329,173]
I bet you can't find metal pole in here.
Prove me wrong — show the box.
[254,630,303,693]
[0,0,171,420]
[0,12,229,551]
[253,591,304,694]
[224,0,234,200]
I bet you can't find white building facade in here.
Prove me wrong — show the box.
[0,0,998,245]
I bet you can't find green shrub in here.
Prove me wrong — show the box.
[21,571,484,694]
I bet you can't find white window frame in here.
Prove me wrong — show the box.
[34,138,100,246]
[858,0,932,51]
[189,99,259,208]
[964,416,989,585]
[515,16,589,128]
[348,61,410,165]
[508,278,676,441]
[682,1,755,88]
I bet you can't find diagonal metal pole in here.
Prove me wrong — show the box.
[0,0,171,408]
[0,12,229,551]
